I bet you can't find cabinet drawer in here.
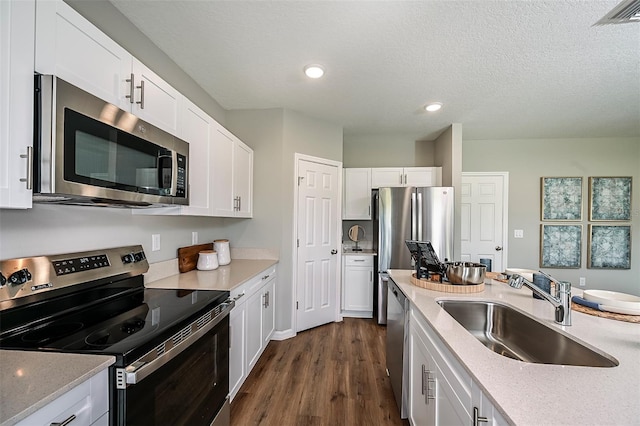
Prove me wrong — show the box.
[230,265,277,301]
[344,256,374,267]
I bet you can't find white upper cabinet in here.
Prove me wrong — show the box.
[35,0,132,110]
[0,0,35,209]
[371,167,441,188]
[177,98,214,216]
[342,168,372,220]
[211,125,253,218]
[35,0,179,135]
[130,58,180,135]
[233,140,253,218]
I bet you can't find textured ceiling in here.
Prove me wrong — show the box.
[109,0,640,140]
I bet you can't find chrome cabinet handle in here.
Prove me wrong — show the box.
[263,293,267,308]
[473,407,488,425]
[238,196,241,211]
[51,414,76,426]
[125,73,135,104]
[19,146,33,190]
[421,364,427,396]
[136,80,145,109]
[426,370,435,403]
[353,259,365,262]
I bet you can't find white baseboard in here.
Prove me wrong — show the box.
[271,329,296,341]
[341,311,374,319]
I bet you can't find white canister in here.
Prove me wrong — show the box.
[197,250,219,271]
[214,239,231,265]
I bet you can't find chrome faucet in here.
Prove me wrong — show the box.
[508,271,572,326]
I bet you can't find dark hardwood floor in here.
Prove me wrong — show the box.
[230,318,408,426]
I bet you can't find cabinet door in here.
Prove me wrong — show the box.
[371,167,404,188]
[435,362,472,425]
[261,277,276,346]
[229,301,246,401]
[246,289,264,371]
[35,0,132,109]
[211,125,235,217]
[233,140,253,218]
[0,0,34,209]
[409,327,436,426]
[131,58,180,135]
[343,168,372,219]
[342,266,373,312]
[178,99,214,216]
[404,167,440,187]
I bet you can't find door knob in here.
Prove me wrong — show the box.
[331,249,338,255]
[495,246,503,251]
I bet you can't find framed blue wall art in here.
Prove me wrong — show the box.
[589,177,632,221]
[588,225,631,269]
[541,177,583,221]
[540,224,582,268]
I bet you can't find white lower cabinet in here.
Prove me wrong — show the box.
[409,307,505,425]
[341,255,374,317]
[16,369,109,426]
[229,265,277,401]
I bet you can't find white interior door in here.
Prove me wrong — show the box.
[460,173,509,272]
[296,158,340,332]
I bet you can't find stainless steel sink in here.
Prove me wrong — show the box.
[437,300,618,367]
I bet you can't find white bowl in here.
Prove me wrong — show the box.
[583,290,640,311]
[504,268,537,282]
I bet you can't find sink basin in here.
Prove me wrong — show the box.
[437,300,618,367]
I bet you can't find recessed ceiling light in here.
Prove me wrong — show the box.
[425,102,442,112]
[304,64,325,79]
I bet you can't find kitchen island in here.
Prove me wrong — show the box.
[389,269,640,425]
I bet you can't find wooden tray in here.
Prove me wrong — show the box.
[410,273,485,293]
[177,243,213,273]
[571,302,640,324]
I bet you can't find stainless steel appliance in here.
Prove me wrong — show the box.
[33,75,189,207]
[0,246,232,426]
[386,279,409,419]
[373,186,454,324]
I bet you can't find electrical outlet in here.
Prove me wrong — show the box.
[192,231,198,245]
[579,277,586,287]
[514,229,524,238]
[152,234,161,251]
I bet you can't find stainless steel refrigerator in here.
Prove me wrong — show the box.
[373,186,454,324]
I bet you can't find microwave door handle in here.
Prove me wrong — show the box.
[171,150,178,196]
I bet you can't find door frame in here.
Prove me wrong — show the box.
[292,153,343,334]
[461,172,510,269]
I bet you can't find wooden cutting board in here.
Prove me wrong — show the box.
[177,243,213,273]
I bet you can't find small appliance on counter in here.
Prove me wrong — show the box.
[347,225,365,251]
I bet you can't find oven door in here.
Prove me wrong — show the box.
[117,314,230,426]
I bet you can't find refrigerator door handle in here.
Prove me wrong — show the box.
[417,192,423,239]
[411,192,417,240]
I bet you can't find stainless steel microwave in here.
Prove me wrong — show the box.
[33,75,189,207]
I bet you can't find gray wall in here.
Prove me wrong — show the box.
[226,108,343,334]
[0,204,234,262]
[463,137,640,295]
[343,133,436,167]
[66,0,227,124]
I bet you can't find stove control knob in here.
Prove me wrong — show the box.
[122,253,135,264]
[0,273,6,287]
[9,268,32,285]
[133,252,143,262]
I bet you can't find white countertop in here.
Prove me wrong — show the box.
[388,269,640,426]
[0,351,114,426]
[145,259,278,291]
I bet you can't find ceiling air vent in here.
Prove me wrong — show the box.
[595,0,640,25]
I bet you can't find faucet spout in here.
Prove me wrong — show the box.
[508,273,572,326]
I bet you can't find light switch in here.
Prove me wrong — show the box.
[514,229,524,239]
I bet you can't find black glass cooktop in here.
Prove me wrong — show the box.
[0,276,228,363]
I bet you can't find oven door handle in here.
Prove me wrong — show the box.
[123,300,234,386]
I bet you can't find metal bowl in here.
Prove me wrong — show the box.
[446,262,486,285]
